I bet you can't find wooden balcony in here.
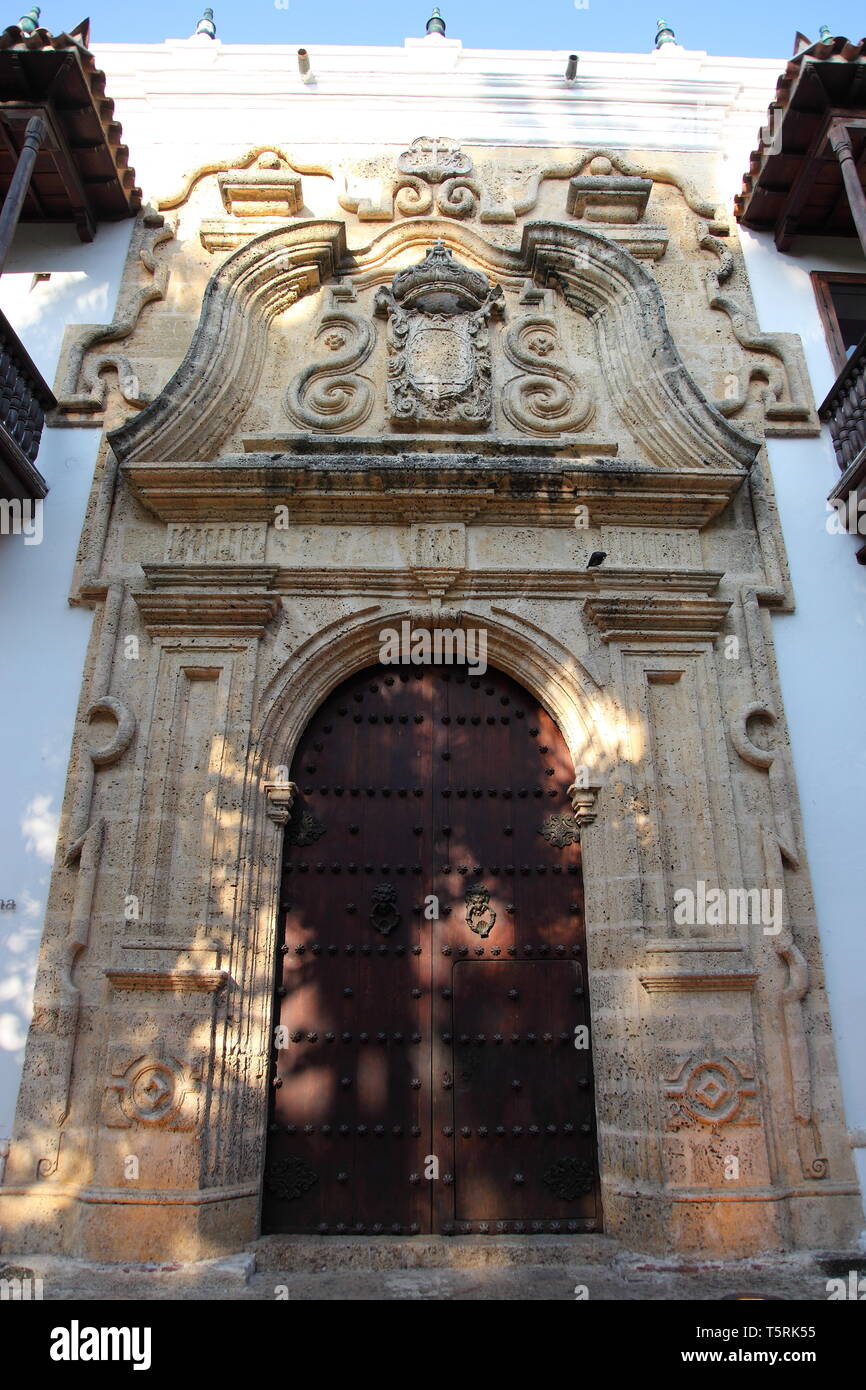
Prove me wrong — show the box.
[820,331,866,561]
[0,305,54,501]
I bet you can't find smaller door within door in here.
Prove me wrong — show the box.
[452,959,598,1229]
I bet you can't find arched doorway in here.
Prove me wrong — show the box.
[262,662,601,1235]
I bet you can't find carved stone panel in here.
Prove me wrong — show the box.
[567,156,653,223]
[103,1049,203,1131]
[218,153,303,218]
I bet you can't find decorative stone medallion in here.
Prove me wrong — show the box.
[665,1055,759,1129]
[539,813,582,848]
[103,1051,202,1131]
[542,1156,595,1200]
[264,1155,319,1201]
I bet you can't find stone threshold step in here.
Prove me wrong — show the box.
[0,1251,256,1286]
[251,1233,621,1271]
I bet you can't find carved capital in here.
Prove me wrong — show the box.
[828,121,854,159]
[131,589,281,638]
[583,594,731,644]
[105,969,228,993]
[265,780,298,825]
[567,783,599,826]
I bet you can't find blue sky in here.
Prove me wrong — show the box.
[45,2,866,60]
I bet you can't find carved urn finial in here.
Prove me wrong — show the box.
[426,7,446,35]
[818,24,833,44]
[196,7,217,38]
[18,6,40,34]
[654,17,677,47]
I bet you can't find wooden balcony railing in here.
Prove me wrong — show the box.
[0,305,54,501]
[819,330,866,478]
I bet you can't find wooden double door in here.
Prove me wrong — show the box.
[262,663,601,1235]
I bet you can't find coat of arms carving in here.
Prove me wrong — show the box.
[374,241,504,431]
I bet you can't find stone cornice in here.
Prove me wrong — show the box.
[199,218,670,261]
[141,563,280,589]
[263,566,725,599]
[583,593,731,642]
[132,589,281,637]
[122,454,744,529]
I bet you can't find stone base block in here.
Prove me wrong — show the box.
[0,1189,259,1263]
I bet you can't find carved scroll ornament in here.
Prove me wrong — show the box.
[502,313,594,435]
[284,283,375,432]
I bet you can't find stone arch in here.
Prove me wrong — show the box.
[252,604,615,797]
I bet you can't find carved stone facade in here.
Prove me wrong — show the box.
[0,115,861,1263]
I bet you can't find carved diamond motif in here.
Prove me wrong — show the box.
[695,1075,726,1110]
[539,813,582,848]
[542,1156,595,1201]
[286,809,325,847]
[264,1155,319,1201]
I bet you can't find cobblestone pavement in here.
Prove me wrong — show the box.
[2,1241,863,1301]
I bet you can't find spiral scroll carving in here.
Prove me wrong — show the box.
[284,287,375,432]
[501,314,594,435]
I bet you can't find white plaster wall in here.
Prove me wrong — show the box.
[89,36,784,206]
[0,221,131,1137]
